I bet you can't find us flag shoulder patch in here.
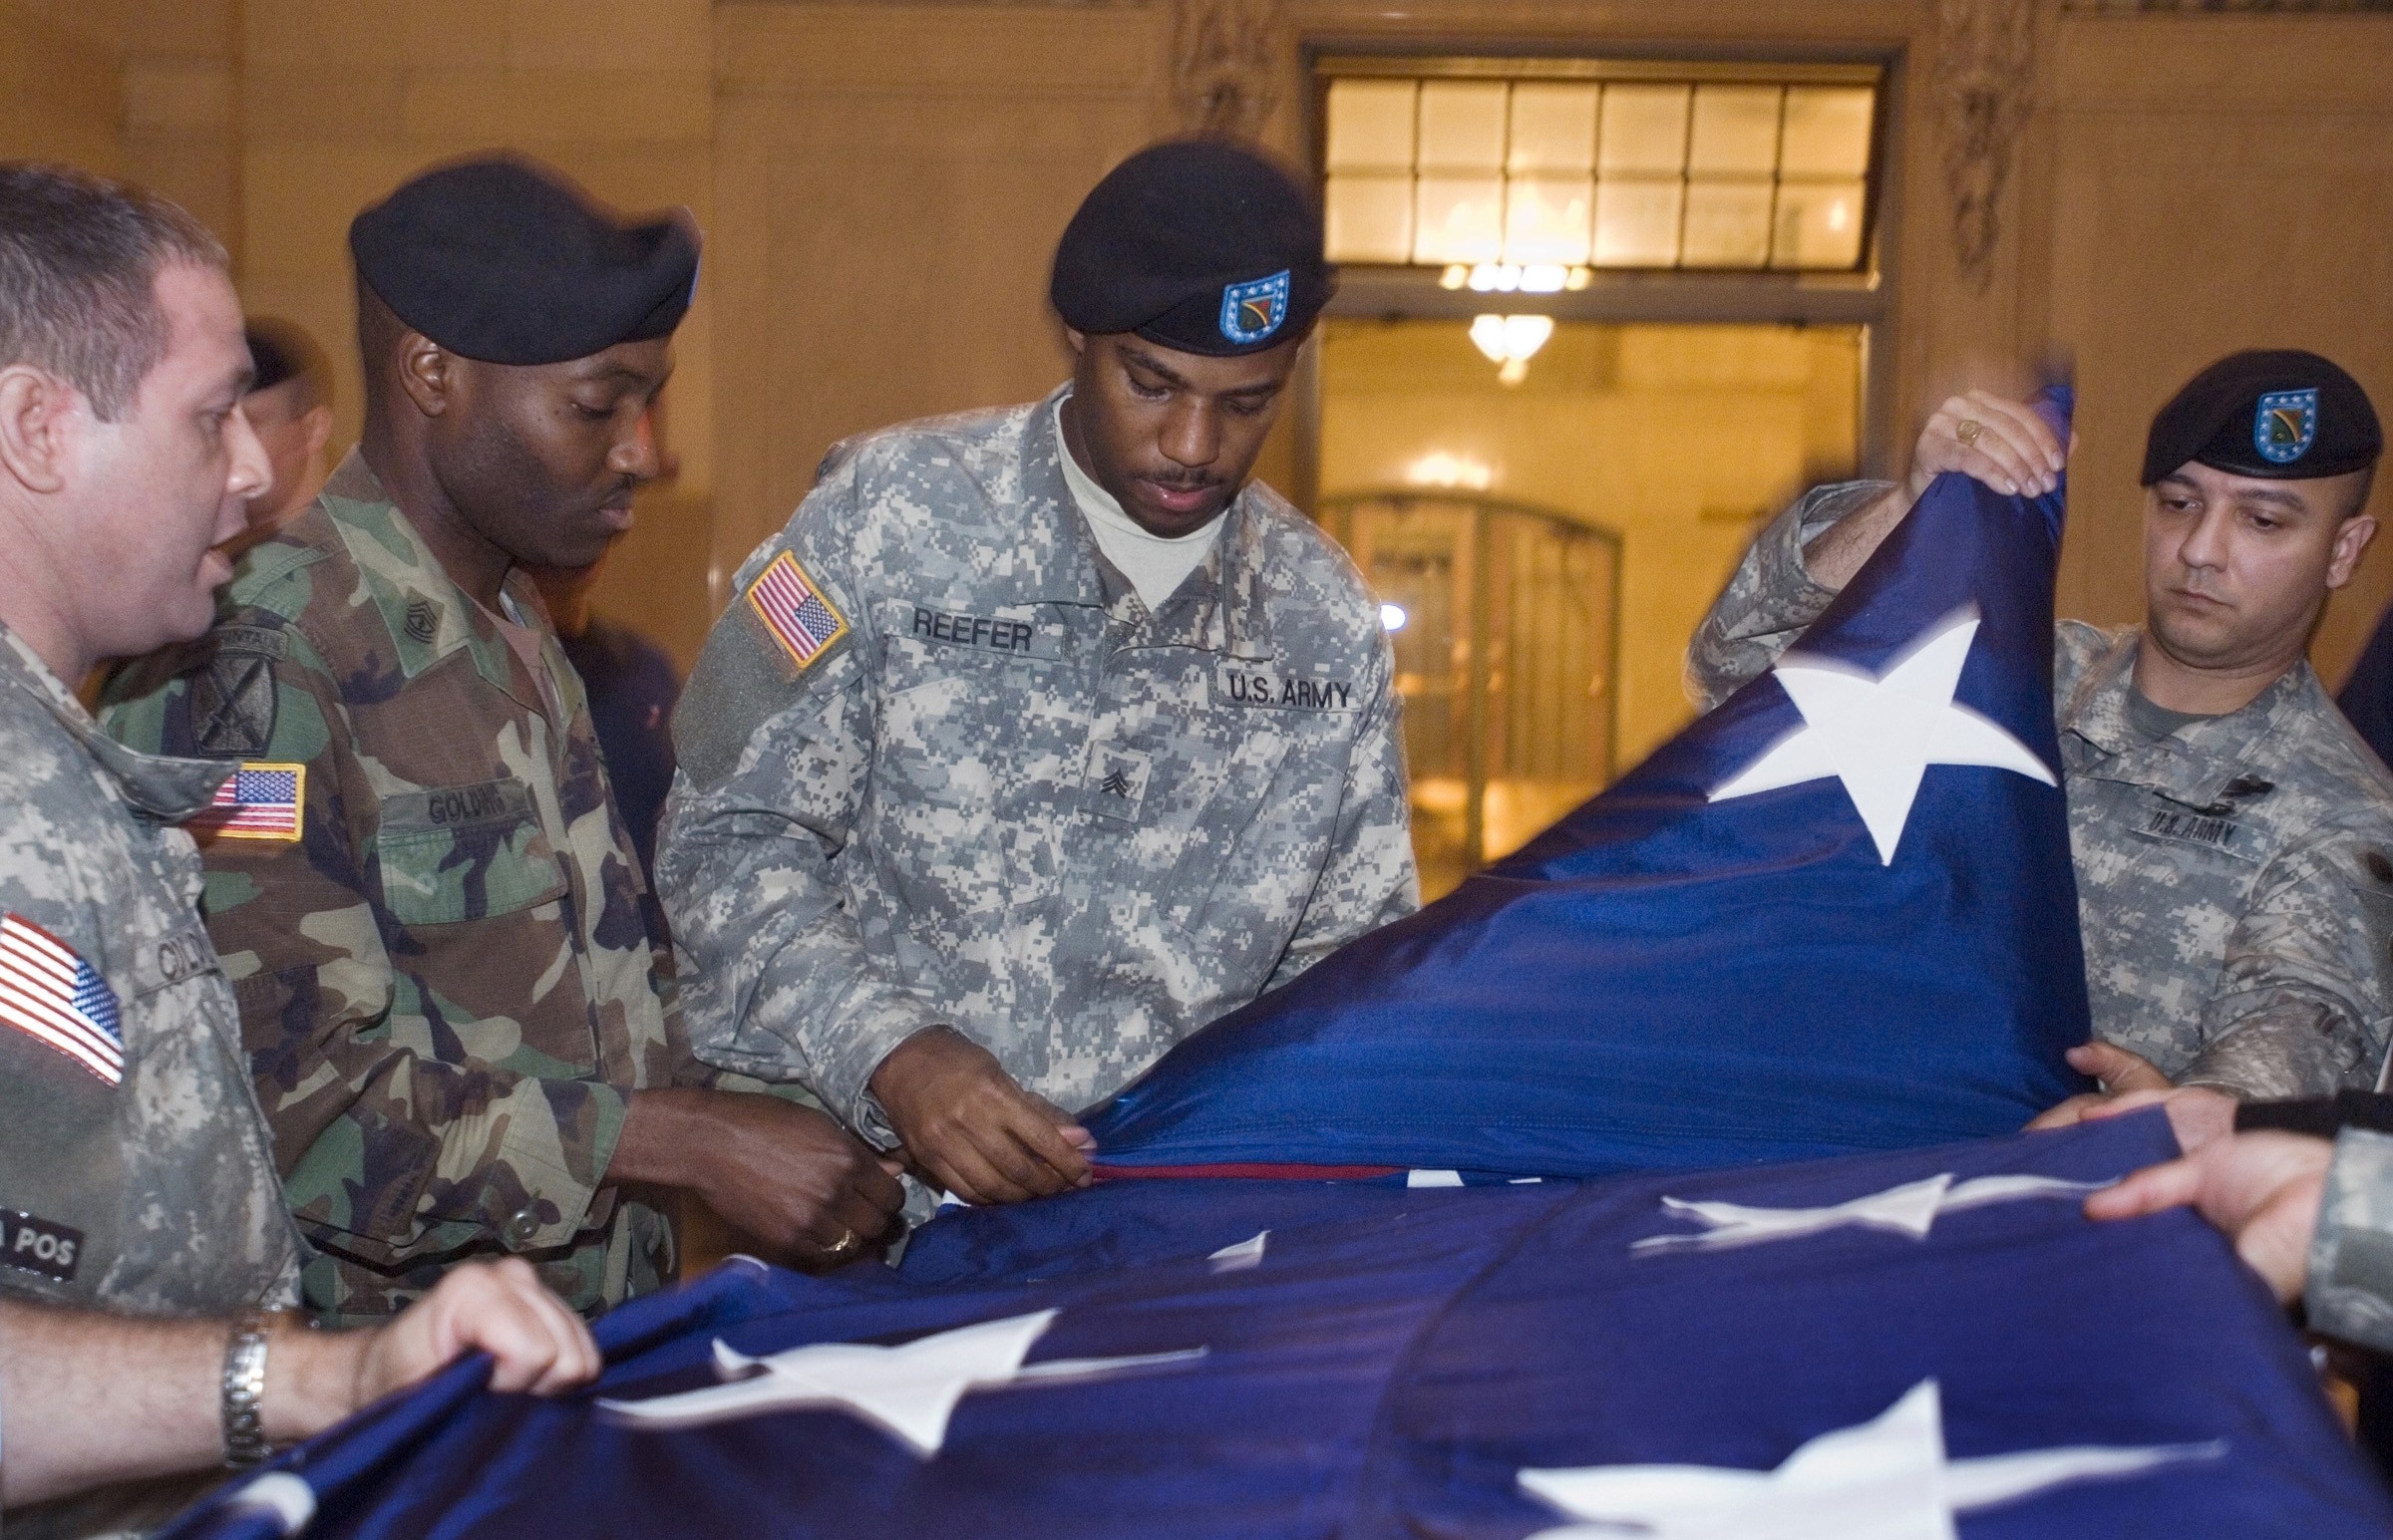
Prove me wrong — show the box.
[186,762,305,843]
[0,913,124,1085]
[747,550,849,673]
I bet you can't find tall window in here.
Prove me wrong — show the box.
[1321,63,1880,288]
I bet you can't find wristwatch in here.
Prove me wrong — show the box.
[220,1310,278,1467]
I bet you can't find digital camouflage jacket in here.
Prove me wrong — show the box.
[1690,480,2393,1099]
[659,389,1419,1141]
[104,453,688,1323]
[0,624,300,1318]
[2311,1125,2393,1352]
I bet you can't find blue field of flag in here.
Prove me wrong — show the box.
[162,1116,2387,1540]
[150,389,2386,1538]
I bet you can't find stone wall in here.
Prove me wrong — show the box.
[9,0,2393,681]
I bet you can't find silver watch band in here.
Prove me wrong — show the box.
[220,1310,276,1467]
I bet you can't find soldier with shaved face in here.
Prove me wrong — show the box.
[1692,352,2393,1119]
[106,155,902,1324]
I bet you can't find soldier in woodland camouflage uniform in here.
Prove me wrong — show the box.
[106,157,902,1325]
[1690,353,2393,1108]
[0,161,601,1540]
[660,143,1417,1206]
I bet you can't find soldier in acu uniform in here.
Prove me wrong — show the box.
[660,140,1419,1206]
[0,163,596,1536]
[1689,352,2393,1112]
[105,156,902,1326]
[2093,1086,2393,1363]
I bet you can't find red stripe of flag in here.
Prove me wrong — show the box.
[1089,1161,1406,1182]
[0,978,122,1083]
[0,969,118,1059]
[0,928,77,990]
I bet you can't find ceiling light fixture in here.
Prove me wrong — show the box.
[1469,314,1555,387]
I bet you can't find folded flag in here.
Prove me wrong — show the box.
[156,1115,2389,1540]
[1082,389,2090,1178]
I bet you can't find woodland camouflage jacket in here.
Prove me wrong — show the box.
[105,453,690,1323]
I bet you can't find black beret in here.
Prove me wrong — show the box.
[243,317,329,399]
[1051,139,1333,358]
[2143,348,2382,484]
[349,155,699,367]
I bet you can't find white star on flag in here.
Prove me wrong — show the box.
[1207,1231,1268,1271]
[598,1309,1204,1457]
[1709,609,2056,865]
[1519,1379,2221,1540]
[1631,1172,2106,1254]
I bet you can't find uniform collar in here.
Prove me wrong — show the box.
[0,623,229,821]
[1029,384,1272,660]
[316,451,552,717]
[2064,627,2317,807]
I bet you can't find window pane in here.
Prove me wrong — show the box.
[1596,84,1691,176]
[1417,81,1509,171]
[1503,175,1592,265]
[1508,83,1597,174]
[1326,79,1418,173]
[1415,174,1506,263]
[1687,85,1782,176]
[1771,178,1868,268]
[1680,180,1773,267]
[1326,80,1418,173]
[1780,87,1874,178]
[1326,173,1416,263]
[1591,177,1683,267]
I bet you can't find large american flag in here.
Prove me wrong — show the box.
[0,912,123,1085]
[747,551,848,669]
[188,764,303,841]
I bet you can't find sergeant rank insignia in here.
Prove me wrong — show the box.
[748,550,850,672]
[2254,387,2319,465]
[185,762,305,843]
[1218,269,1290,346]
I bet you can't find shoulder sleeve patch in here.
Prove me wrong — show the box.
[183,762,306,844]
[745,551,850,674]
[0,911,124,1085]
[186,643,280,760]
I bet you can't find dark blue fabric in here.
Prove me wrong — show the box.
[1082,392,2092,1176]
[158,1115,2388,1539]
[2335,598,2393,773]
[560,616,680,880]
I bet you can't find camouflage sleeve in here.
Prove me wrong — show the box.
[2306,1126,2393,1353]
[1264,634,1420,991]
[657,471,945,1140]
[1683,480,1896,712]
[2177,830,2393,1098]
[101,620,626,1260]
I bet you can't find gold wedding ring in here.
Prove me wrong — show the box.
[1955,419,1984,447]
[824,1227,858,1259]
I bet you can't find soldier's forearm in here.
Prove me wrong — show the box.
[2179,1002,2363,1100]
[1796,482,1911,590]
[1686,480,1887,712]
[0,1302,376,1507]
[607,1087,713,1188]
[0,1302,220,1505]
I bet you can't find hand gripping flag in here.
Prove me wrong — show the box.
[1082,389,2090,1179]
[155,1115,2390,1540]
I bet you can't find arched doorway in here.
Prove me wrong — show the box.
[1319,491,1621,900]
